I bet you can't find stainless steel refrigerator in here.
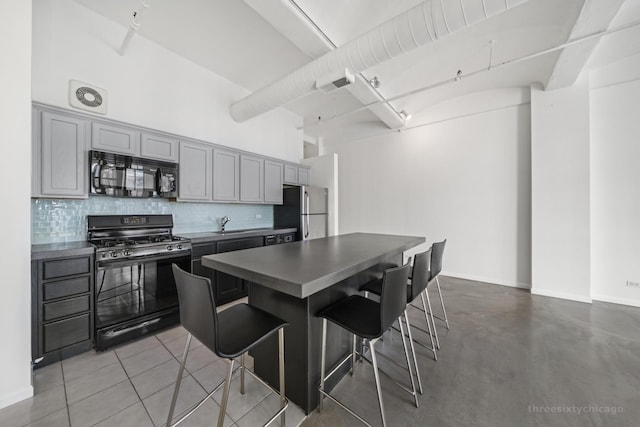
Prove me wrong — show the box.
[274,185,328,240]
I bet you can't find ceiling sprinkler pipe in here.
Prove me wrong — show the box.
[230,0,530,122]
[119,0,151,56]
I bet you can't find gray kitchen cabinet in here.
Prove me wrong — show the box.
[213,149,240,202]
[91,121,140,156]
[34,110,88,198]
[190,236,264,306]
[264,160,283,204]
[178,141,212,201]
[31,103,310,205]
[32,254,94,367]
[240,155,264,203]
[283,164,298,184]
[141,132,179,162]
[283,164,311,186]
[215,236,264,304]
[298,167,310,185]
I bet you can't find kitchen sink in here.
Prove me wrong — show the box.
[212,229,257,235]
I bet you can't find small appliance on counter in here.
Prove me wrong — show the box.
[88,214,191,350]
[274,185,328,240]
[90,150,177,198]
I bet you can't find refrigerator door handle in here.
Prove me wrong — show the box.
[304,191,310,239]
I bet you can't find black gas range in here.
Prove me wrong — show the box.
[88,215,191,350]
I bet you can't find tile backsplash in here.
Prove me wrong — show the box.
[32,197,274,244]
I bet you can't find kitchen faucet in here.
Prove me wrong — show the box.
[221,216,231,232]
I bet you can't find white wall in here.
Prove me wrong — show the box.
[0,0,34,408]
[302,153,339,236]
[590,53,640,307]
[324,90,532,288]
[530,78,591,303]
[32,0,302,162]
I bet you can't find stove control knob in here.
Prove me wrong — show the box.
[123,249,131,256]
[101,252,107,258]
[176,244,183,250]
[166,245,174,251]
[109,251,118,258]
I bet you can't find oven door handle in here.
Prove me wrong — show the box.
[96,251,191,269]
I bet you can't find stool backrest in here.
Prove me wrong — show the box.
[429,239,447,281]
[380,263,412,332]
[409,249,431,301]
[172,264,219,355]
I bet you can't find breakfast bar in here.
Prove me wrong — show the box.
[202,232,425,413]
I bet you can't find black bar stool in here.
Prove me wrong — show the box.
[166,265,288,427]
[406,239,449,350]
[429,239,449,335]
[361,249,438,395]
[317,263,417,427]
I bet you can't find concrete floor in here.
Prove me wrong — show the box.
[302,276,640,427]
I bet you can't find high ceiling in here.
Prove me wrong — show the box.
[72,0,640,143]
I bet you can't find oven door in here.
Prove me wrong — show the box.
[95,252,190,347]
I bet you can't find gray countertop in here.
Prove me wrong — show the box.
[201,232,425,298]
[31,241,96,260]
[31,227,297,259]
[177,227,297,244]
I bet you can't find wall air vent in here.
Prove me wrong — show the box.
[69,80,108,114]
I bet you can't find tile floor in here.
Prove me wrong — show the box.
[0,305,306,427]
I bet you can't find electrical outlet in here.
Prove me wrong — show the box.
[626,281,640,288]
[255,214,262,219]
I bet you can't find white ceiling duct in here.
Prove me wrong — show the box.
[230,0,531,122]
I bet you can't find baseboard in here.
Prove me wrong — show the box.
[530,287,592,304]
[445,271,531,290]
[442,274,639,308]
[591,294,640,308]
[0,385,33,410]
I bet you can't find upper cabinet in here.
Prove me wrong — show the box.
[264,160,283,204]
[240,155,264,203]
[178,141,212,201]
[91,122,140,156]
[284,164,310,186]
[283,164,298,184]
[31,103,308,205]
[141,132,179,162]
[213,149,240,202]
[298,167,310,185]
[33,109,88,199]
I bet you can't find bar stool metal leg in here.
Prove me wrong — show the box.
[166,333,192,427]
[319,319,327,412]
[436,277,450,330]
[278,328,286,427]
[398,314,419,408]
[240,353,246,395]
[351,334,357,376]
[369,339,387,427]
[218,359,235,427]
[402,311,423,394]
[422,290,440,350]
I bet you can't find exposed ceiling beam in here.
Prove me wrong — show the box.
[546,0,626,90]
[242,0,405,129]
[231,0,532,123]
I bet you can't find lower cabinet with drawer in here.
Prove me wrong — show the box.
[191,236,264,306]
[32,254,94,367]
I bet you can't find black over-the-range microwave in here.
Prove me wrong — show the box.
[89,150,178,198]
